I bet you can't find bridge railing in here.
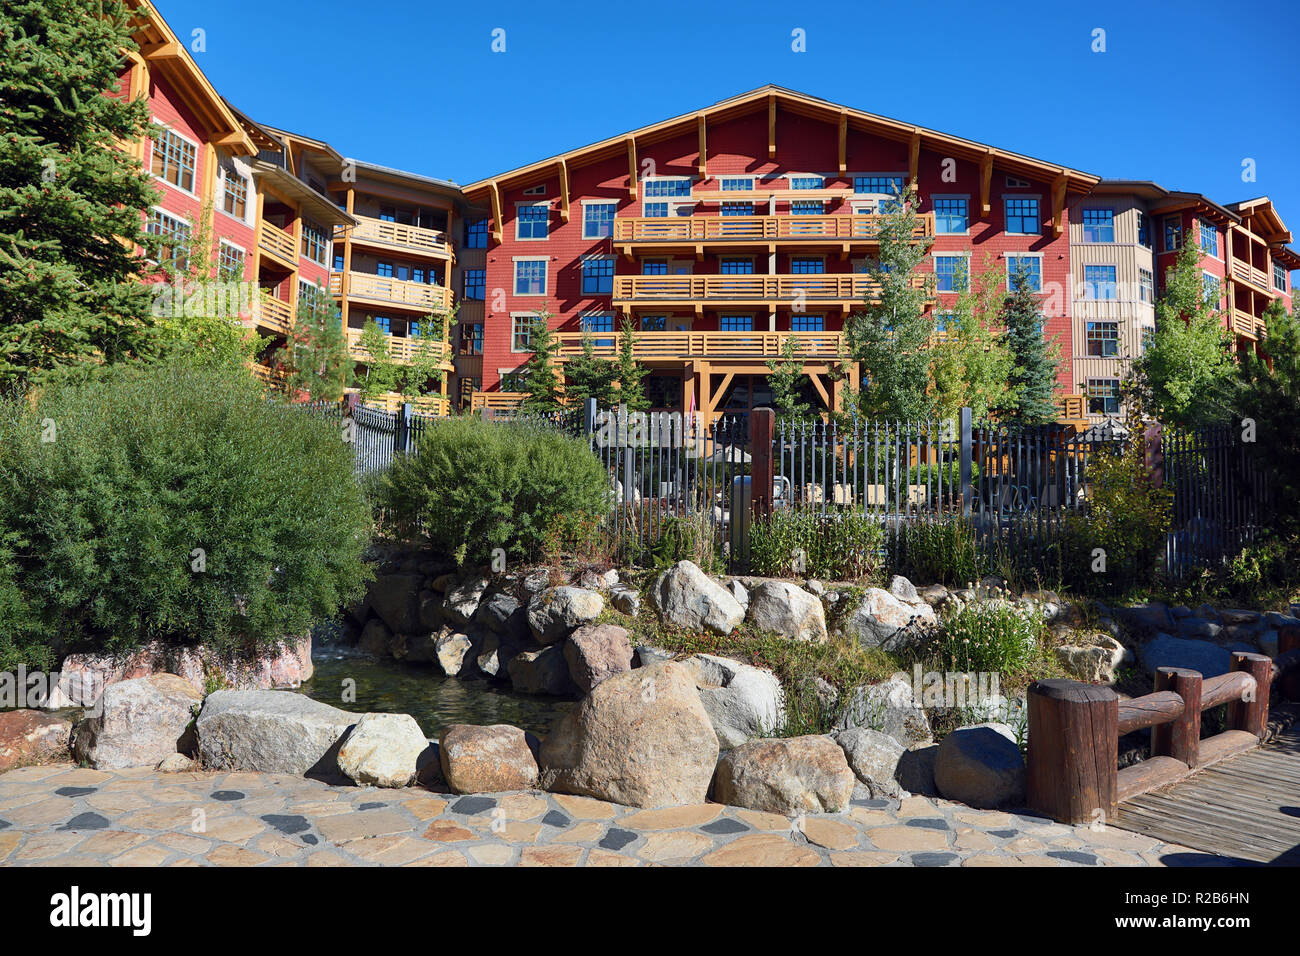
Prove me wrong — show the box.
[1025,631,1300,825]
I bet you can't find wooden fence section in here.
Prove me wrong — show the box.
[613,212,934,244]
[1026,629,1300,832]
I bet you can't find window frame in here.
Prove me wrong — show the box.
[512,256,549,297]
[580,255,616,295]
[149,123,198,196]
[514,201,551,241]
[931,194,970,236]
[582,200,618,240]
[1086,321,1121,358]
[1003,195,1042,236]
[934,253,970,293]
[1006,253,1043,292]
[1082,264,1118,300]
[1081,207,1116,243]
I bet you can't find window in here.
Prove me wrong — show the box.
[720,315,752,331]
[641,315,668,332]
[644,202,668,218]
[221,168,248,219]
[516,204,549,240]
[935,255,968,292]
[1202,272,1220,305]
[1007,255,1041,292]
[582,312,615,347]
[150,127,196,192]
[853,175,904,196]
[146,209,191,272]
[933,197,969,235]
[514,259,547,295]
[1163,216,1182,252]
[934,311,953,334]
[463,268,485,300]
[376,261,394,278]
[719,257,754,275]
[1005,197,1040,235]
[721,202,753,217]
[1275,261,1288,291]
[1083,265,1117,299]
[370,315,392,334]
[790,256,824,274]
[500,370,529,392]
[641,260,668,276]
[720,177,753,191]
[1087,379,1121,415]
[791,314,823,331]
[523,184,547,196]
[1006,175,1031,189]
[583,202,617,239]
[789,175,824,190]
[217,241,244,281]
[1086,321,1120,357]
[1138,212,1151,248]
[459,323,483,355]
[466,220,489,248]
[301,219,328,265]
[1082,208,1115,243]
[643,178,692,198]
[581,257,615,295]
[299,280,332,317]
[1198,217,1219,257]
[790,200,826,215]
[333,251,344,272]
[512,314,537,351]
[1140,268,1154,304]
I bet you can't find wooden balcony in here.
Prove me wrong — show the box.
[1230,258,1269,291]
[613,213,933,246]
[251,363,289,387]
[257,295,293,334]
[471,391,528,413]
[330,271,452,312]
[359,391,450,416]
[345,328,452,367]
[555,329,844,362]
[611,273,915,309]
[1057,393,1088,426]
[258,221,297,268]
[1232,309,1261,339]
[343,215,451,259]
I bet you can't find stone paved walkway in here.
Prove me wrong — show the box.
[0,763,1216,867]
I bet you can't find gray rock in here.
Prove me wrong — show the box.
[337,712,427,788]
[634,645,674,668]
[358,619,393,658]
[650,561,745,635]
[475,592,529,640]
[197,690,355,775]
[611,587,641,616]
[728,578,751,608]
[475,632,529,679]
[72,674,202,770]
[527,586,605,644]
[804,579,825,596]
[713,735,855,814]
[1258,630,1280,658]
[564,623,634,693]
[833,727,905,798]
[918,584,950,607]
[444,576,492,626]
[1220,608,1262,627]
[1055,633,1129,683]
[834,677,932,747]
[1265,612,1300,631]
[887,575,920,603]
[417,590,443,631]
[896,743,940,796]
[1171,605,1192,619]
[677,654,784,747]
[1139,634,1232,678]
[1178,617,1222,640]
[933,722,1025,809]
[843,589,936,652]
[435,630,481,678]
[1117,602,1174,635]
[155,753,196,773]
[745,580,828,643]
[1194,603,1220,622]
[366,573,425,633]
[508,646,578,696]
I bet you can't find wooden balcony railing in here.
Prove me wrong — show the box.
[471,391,528,412]
[345,328,450,366]
[258,221,297,265]
[555,329,844,361]
[1232,309,1260,338]
[613,213,933,244]
[257,295,293,333]
[611,273,915,305]
[1057,393,1086,423]
[251,363,289,387]
[360,391,450,416]
[342,215,452,258]
[1230,258,1269,291]
[330,271,452,311]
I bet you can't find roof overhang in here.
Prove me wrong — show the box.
[252,161,357,227]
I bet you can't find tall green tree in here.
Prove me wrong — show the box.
[929,255,1014,423]
[564,332,616,410]
[0,0,161,391]
[520,309,564,412]
[276,283,352,401]
[844,184,936,420]
[1001,261,1062,426]
[399,307,457,402]
[1236,298,1300,535]
[610,317,649,411]
[1134,224,1236,427]
[766,334,813,421]
[354,318,399,401]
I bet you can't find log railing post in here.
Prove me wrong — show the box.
[1228,651,1272,739]
[1027,680,1118,826]
[1151,667,1202,768]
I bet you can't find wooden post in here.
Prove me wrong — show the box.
[1151,667,1202,768]
[1228,651,1272,739]
[1026,680,1118,826]
[1279,626,1300,702]
[750,407,774,521]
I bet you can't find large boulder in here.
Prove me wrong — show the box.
[444,576,492,626]
[358,619,393,657]
[366,573,425,633]
[0,710,72,770]
[475,632,529,679]
[539,662,719,808]
[677,654,784,748]
[475,592,530,641]
[1116,602,1175,635]
[834,676,933,746]
[887,575,920,603]
[650,561,745,635]
[507,646,578,696]
[933,722,1025,809]
[72,674,202,770]
[1055,633,1129,683]
[527,587,605,644]
[435,630,481,678]
[1138,634,1232,678]
[745,581,827,643]
[833,727,906,799]
[439,724,539,793]
[713,735,855,814]
[337,712,427,788]
[564,623,634,693]
[197,690,355,775]
[843,588,936,651]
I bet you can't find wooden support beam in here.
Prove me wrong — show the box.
[488,180,502,243]
[807,371,830,408]
[557,158,571,223]
[140,39,183,60]
[908,129,921,187]
[979,150,993,219]
[625,138,637,199]
[697,115,707,179]
[768,96,777,160]
[837,112,848,175]
[1051,174,1068,238]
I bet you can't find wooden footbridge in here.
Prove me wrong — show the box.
[1026,630,1300,865]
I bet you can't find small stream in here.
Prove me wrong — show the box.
[294,645,574,739]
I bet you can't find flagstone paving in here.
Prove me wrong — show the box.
[0,763,1221,867]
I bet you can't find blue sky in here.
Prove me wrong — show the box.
[161,0,1299,230]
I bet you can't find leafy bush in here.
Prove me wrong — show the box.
[750,508,884,580]
[934,597,1041,675]
[888,517,982,585]
[0,360,371,669]
[380,416,610,565]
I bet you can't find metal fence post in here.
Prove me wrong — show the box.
[583,397,598,440]
[397,402,413,454]
[751,407,774,520]
[959,406,973,516]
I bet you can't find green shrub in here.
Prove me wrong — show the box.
[888,517,982,585]
[933,597,1041,675]
[380,416,609,565]
[0,360,371,669]
[750,508,884,580]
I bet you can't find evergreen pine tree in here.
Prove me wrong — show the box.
[0,0,160,390]
[765,334,812,421]
[610,317,649,411]
[354,318,399,401]
[520,309,564,412]
[564,332,615,410]
[276,283,352,401]
[1001,261,1062,425]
